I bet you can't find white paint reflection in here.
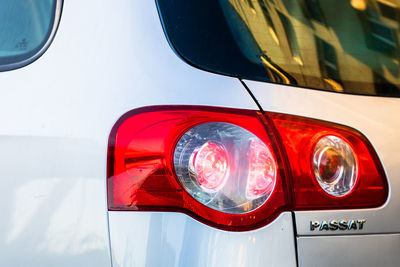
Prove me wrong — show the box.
[7,177,107,255]
[7,178,61,243]
[109,212,297,267]
[37,178,107,254]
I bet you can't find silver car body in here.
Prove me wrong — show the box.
[0,1,398,266]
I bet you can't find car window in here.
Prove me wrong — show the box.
[0,0,61,71]
[157,0,400,97]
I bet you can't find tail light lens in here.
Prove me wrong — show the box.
[174,122,277,214]
[108,106,289,230]
[108,106,388,231]
[312,135,357,197]
[269,112,388,210]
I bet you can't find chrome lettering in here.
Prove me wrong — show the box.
[310,219,366,231]
[319,220,329,231]
[328,220,339,230]
[348,220,358,230]
[310,220,320,231]
[357,219,366,229]
[338,220,348,230]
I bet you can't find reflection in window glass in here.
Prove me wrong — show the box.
[157,0,400,97]
[365,18,398,57]
[278,11,302,65]
[258,0,280,44]
[303,0,326,24]
[316,37,339,80]
[0,0,57,69]
[378,0,398,20]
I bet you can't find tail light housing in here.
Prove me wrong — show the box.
[269,112,388,210]
[107,106,388,231]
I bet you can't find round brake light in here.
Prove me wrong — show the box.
[189,141,230,192]
[246,139,276,199]
[174,122,277,214]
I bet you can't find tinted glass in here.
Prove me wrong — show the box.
[0,0,58,70]
[157,0,400,97]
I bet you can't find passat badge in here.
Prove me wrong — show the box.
[310,219,366,231]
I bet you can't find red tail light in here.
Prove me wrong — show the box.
[269,113,388,209]
[107,106,388,231]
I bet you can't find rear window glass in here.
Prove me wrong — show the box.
[157,0,400,97]
[0,0,61,71]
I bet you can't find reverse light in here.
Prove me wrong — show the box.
[313,135,357,197]
[107,106,388,231]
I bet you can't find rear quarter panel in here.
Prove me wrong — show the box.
[0,0,285,266]
[244,80,400,236]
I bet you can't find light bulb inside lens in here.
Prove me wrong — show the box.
[190,141,229,192]
[313,135,357,197]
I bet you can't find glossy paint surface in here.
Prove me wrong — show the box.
[0,0,258,266]
[1,0,398,265]
[244,80,400,235]
[297,234,400,267]
[109,212,296,267]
